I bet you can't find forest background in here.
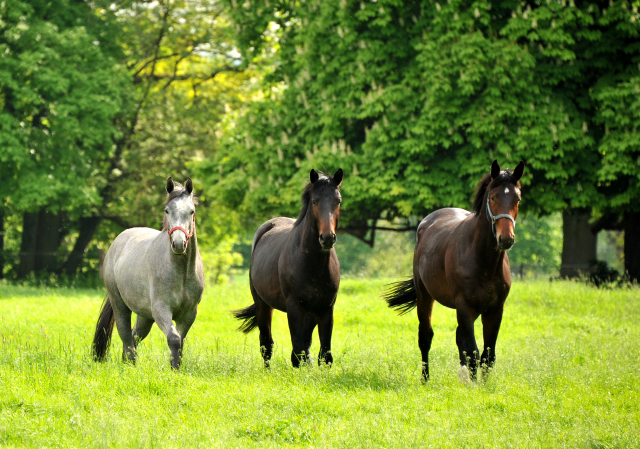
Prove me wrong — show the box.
[1,0,639,285]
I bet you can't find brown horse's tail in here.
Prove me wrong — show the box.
[232,304,258,333]
[383,278,417,315]
[92,295,115,361]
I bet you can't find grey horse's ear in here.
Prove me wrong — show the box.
[166,177,175,194]
[185,178,194,195]
[310,169,320,184]
[512,160,525,181]
[490,160,501,180]
[333,168,343,187]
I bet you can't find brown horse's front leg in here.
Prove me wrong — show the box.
[455,302,480,382]
[481,303,505,374]
[316,307,334,366]
[286,301,309,367]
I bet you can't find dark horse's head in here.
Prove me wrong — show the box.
[165,177,197,255]
[473,160,525,251]
[296,169,343,250]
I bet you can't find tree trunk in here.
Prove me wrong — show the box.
[17,211,39,278]
[34,208,62,273]
[0,208,4,279]
[60,216,102,275]
[624,211,640,282]
[560,209,597,278]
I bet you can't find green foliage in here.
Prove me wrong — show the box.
[508,212,563,274]
[0,0,131,212]
[0,279,639,447]
[202,0,640,235]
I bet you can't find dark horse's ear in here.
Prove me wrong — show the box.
[166,177,175,194]
[490,160,501,180]
[332,168,343,187]
[185,178,194,195]
[310,169,320,184]
[512,160,525,181]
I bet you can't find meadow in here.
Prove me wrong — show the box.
[0,277,638,448]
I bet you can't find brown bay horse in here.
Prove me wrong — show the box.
[384,160,525,382]
[233,169,343,367]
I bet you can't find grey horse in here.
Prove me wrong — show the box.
[92,177,204,369]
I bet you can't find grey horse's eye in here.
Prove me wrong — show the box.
[165,209,169,214]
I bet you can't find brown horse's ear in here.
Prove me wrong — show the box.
[185,178,194,194]
[166,177,175,194]
[333,168,343,187]
[490,160,501,180]
[512,160,525,181]
[310,169,320,184]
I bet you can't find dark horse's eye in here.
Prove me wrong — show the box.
[312,200,318,206]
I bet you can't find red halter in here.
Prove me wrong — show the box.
[165,214,196,249]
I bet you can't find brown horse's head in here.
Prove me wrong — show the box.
[474,160,525,251]
[298,168,343,250]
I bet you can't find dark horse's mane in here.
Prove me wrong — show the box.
[294,172,338,226]
[472,169,521,215]
[165,182,198,206]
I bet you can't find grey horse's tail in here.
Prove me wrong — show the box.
[383,278,417,315]
[92,295,115,361]
[232,303,258,334]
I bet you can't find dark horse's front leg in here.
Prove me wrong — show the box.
[286,301,309,367]
[480,303,505,375]
[316,307,334,366]
[455,301,480,382]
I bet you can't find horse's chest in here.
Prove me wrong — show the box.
[285,275,338,309]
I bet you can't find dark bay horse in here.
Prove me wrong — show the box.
[234,169,343,367]
[92,177,205,369]
[384,160,525,382]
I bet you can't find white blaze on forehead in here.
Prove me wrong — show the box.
[173,196,193,215]
[504,188,510,194]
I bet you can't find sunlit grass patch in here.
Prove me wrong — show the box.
[0,279,638,447]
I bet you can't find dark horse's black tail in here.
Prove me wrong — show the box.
[383,278,418,315]
[92,295,115,361]
[232,303,258,333]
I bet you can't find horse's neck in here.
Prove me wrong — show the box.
[472,212,507,275]
[294,213,331,265]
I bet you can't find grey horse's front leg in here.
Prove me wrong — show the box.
[151,302,182,370]
[175,307,198,357]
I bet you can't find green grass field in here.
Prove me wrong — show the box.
[0,277,638,448]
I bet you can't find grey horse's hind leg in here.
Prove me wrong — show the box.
[113,308,135,363]
[151,301,182,370]
[175,307,198,356]
[132,315,155,348]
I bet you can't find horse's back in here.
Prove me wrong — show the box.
[415,208,474,308]
[250,217,296,310]
[103,227,163,317]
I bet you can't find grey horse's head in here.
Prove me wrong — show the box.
[165,177,197,255]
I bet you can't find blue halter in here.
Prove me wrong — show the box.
[486,197,516,237]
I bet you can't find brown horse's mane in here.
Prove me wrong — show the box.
[294,172,337,226]
[472,169,521,214]
[165,182,198,206]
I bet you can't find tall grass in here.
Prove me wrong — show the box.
[0,279,638,448]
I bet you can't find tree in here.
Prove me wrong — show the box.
[201,0,640,278]
[1,0,258,279]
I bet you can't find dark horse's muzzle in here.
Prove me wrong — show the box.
[319,232,337,250]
